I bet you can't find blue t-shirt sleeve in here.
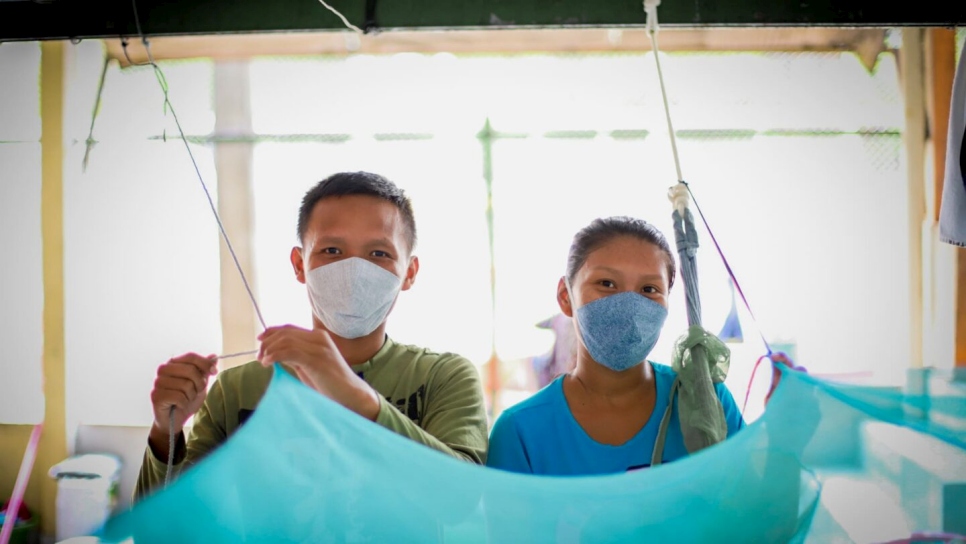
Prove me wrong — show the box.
[486,411,532,474]
[715,383,745,434]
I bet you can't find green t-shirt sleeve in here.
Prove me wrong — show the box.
[374,356,488,465]
[133,377,229,502]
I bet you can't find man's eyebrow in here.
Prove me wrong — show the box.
[367,237,397,248]
[313,236,347,245]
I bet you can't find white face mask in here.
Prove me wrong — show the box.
[305,257,404,339]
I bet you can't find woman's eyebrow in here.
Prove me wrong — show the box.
[587,266,664,282]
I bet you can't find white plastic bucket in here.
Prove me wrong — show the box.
[48,454,120,542]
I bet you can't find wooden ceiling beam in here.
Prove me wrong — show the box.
[105,27,889,67]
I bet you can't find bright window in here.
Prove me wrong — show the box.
[248,50,906,422]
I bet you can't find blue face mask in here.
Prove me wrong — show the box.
[572,290,669,372]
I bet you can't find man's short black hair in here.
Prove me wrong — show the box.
[297,171,417,251]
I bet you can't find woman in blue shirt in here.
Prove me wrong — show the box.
[487,216,787,476]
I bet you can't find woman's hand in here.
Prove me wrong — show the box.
[765,352,806,405]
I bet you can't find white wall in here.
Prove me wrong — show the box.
[0,42,44,425]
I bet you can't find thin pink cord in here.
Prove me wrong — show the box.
[0,424,43,544]
[743,354,809,414]
[742,355,770,414]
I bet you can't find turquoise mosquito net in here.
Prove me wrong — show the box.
[95,362,966,544]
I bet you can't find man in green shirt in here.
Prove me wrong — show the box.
[135,172,488,500]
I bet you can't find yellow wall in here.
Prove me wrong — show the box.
[36,39,68,537]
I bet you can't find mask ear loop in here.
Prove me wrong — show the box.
[563,277,590,346]
[563,276,580,324]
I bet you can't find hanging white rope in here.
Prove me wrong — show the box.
[644,0,684,183]
[318,0,365,34]
[644,0,699,325]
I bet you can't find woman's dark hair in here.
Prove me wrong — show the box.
[566,216,676,289]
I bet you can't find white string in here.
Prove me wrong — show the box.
[130,0,269,488]
[130,0,268,332]
[165,408,176,488]
[644,0,684,183]
[318,0,365,34]
[218,349,260,360]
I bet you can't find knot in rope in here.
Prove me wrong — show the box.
[643,0,661,34]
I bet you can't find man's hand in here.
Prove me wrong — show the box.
[148,353,218,461]
[257,325,381,420]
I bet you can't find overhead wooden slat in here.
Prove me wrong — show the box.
[104,27,889,66]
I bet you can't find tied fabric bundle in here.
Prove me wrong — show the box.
[670,326,731,454]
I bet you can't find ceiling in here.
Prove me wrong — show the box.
[1,0,963,43]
